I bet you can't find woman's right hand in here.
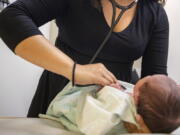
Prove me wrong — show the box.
[73,63,117,86]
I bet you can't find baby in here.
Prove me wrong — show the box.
[40,75,180,134]
[110,75,180,133]
[133,75,180,133]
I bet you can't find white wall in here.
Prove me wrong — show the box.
[0,23,50,117]
[165,1,180,83]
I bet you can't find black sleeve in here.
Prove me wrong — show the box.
[0,0,69,53]
[141,5,169,78]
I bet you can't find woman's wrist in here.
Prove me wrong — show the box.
[61,60,74,81]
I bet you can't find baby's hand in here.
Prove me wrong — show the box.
[109,82,125,91]
[124,114,151,133]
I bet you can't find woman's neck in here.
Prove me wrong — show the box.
[113,0,135,6]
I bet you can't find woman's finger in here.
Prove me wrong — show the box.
[99,64,117,83]
[105,69,118,83]
[98,77,112,86]
[101,70,114,84]
[95,64,113,85]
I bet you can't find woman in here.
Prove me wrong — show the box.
[0,0,169,118]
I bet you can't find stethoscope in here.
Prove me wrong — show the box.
[74,0,138,87]
[89,0,138,64]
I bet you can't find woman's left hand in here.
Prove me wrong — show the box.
[124,114,151,133]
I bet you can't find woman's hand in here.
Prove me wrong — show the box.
[124,114,151,133]
[73,63,117,86]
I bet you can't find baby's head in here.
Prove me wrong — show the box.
[133,75,180,133]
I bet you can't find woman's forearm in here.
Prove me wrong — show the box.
[15,35,74,80]
[14,35,118,86]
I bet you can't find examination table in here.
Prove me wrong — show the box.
[0,117,175,135]
[0,117,80,135]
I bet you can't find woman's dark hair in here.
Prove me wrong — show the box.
[137,77,180,133]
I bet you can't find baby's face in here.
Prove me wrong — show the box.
[133,75,168,105]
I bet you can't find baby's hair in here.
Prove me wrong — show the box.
[137,76,180,133]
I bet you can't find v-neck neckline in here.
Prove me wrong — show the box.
[99,0,140,34]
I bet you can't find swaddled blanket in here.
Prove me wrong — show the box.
[39,81,138,135]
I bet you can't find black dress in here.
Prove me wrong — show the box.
[0,0,169,117]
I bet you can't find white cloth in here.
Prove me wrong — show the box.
[40,81,138,135]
